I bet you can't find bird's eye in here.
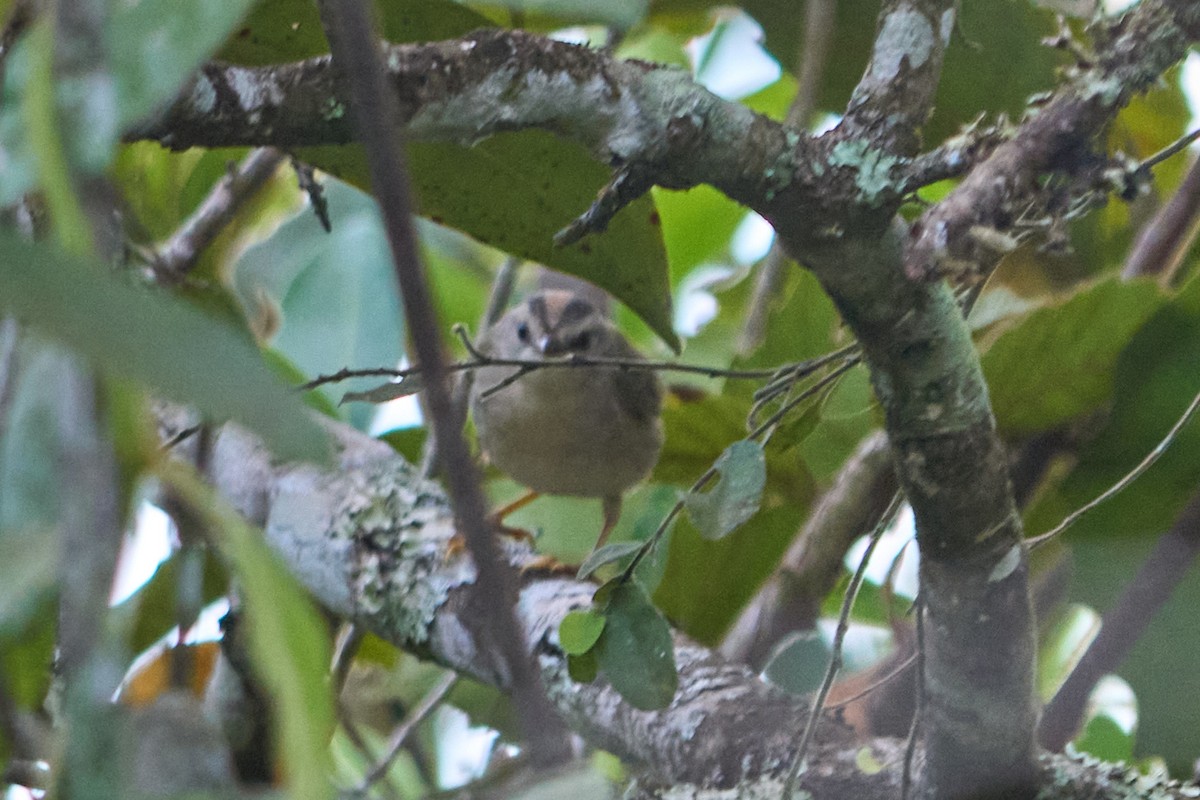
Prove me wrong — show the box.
[516,322,530,343]
[569,331,591,351]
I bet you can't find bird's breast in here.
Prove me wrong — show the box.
[471,366,662,497]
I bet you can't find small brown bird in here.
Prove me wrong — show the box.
[470,290,664,549]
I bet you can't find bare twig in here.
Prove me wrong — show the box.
[302,328,828,394]
[553,164,656,247]
[154,148,286,278]
[1123,154,1200,283]
[784,492,904,797]
[621,353,859,581]
[825,652,919,710]
[291,156,331,233]
[902,593,925,800]
[420,256,520,480]
[1028,387,1200,548]
[315,0,571,765]
[354,671,458,793]
[1140,127,1200,173]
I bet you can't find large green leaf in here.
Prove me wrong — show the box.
[109,0,258,129]
[0,233,329,464]
[654,505,804,644]
[217,0,494,65]
[233,180,404,430]
[474,0,646,28]
[983,278,1164,435]
[296,133,677,350]
[170,469,334,800]
[1024,275,1200,774]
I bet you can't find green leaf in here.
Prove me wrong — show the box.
[654,506,805,644]
[1037,603,1100,703]
[233,180,405,431]
[761,631,829,696]
[684,439,765,539]
[170,469,334,800]
[983,278,1164,434]
[109,0,257,129]
[595,579,677,710]
[567,650,598,683]
[217,0,494,65]
[475,0,646,28]
[296,132,677,351]
[558,610,606,655]
[0,233,329,464]
[652,185,746,282]
[1073,676,1137,764]
[120,550,229,654]
[576,541,643,580]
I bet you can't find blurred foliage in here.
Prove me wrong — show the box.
[3,0,1200,791]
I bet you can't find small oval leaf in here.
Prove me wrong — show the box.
[567,650,599,683]
[559,610,606,656]
[576,540,643,580]
[684,439,766,539]
[595,579,677,710]
[339,376,424,405]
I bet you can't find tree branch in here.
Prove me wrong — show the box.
[906,0,1200,279]
[187,411,1200,800]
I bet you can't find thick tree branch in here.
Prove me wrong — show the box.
[841,0,956,156]
[183,411,1200,800]
[789,225,1039,800]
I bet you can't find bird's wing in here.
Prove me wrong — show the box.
[611,341,662,424]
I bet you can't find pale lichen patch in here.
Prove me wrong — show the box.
[828,140,901,207]
[868,9,934,84]
[329,463,473,645]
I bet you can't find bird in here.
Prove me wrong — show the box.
[469,289,664,551]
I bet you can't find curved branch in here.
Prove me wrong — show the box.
[187,411,1200,800]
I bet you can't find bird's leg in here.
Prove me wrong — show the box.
[489,489,540,542]
[446,490,540,560]
[598,495,622,550]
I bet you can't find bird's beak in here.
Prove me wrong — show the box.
[538,335,568,356]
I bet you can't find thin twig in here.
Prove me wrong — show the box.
[783,492,904,797]
[824,652,918,710]
[420,257,519,480]
[749,358,860,438]
[1123,152,1200,283]
[620,353,859,582]
[354,671,458,794]
[315,0,571,765]
[901,593,925,800]
[301,330,829,393]
[154,148,286,278]
[1140,127,1200,173]
[1028,386,1200,548]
